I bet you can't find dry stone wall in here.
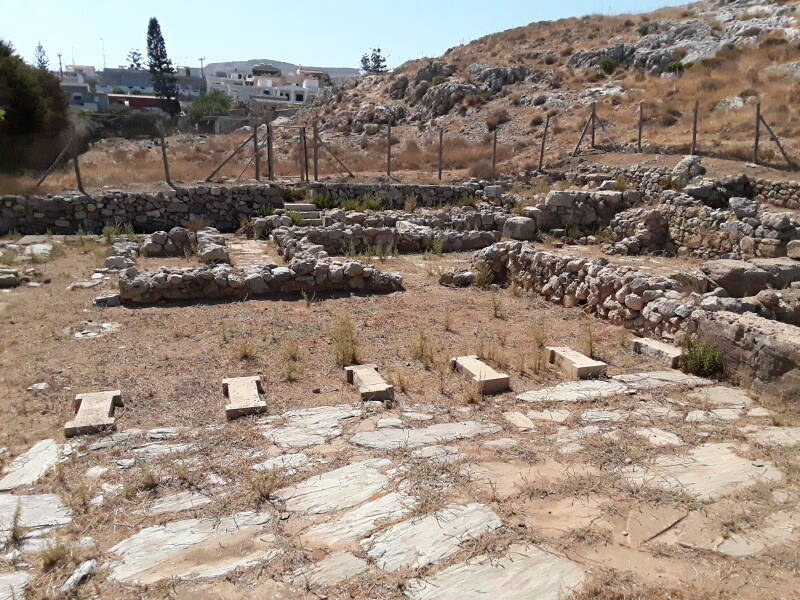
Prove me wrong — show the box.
[272,222,500,261]
[440,241,800,397]
[1,183,483,235]
[117,258,403,304]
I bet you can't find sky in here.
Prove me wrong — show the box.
[4,0,688,71]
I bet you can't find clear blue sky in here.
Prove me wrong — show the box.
[4,0,687,70]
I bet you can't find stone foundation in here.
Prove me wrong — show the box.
[117,257,403,304]
[440,241,800,397]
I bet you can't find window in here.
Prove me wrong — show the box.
[295,93,304,102]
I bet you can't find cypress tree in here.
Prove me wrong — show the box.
[146,18,178,114]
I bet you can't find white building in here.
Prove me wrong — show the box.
[206,66,327,105]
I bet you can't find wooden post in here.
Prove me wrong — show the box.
[386,123,392,177]
[754,102,761,165]
[491,129,497,181]
[572,114,592,157]
[266,123,274,180]
[298,130,306,182]
[760,115,795,169]
[159,121,171,185]
[37,133,75,188]
[590,102,596,149]
[302,127,309,181]
[638,102,643,153]
[691,100,699,155]
[252,126,260,181]
[206,133,254,182]
[437,128,444,181]
[312,120,319,181]
[538,115,550,172]
[73,153,86,195]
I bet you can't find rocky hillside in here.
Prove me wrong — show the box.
[302,0,800,174]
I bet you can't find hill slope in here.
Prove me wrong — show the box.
[300,0,800,175]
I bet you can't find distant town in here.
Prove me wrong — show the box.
[59,62,339,115]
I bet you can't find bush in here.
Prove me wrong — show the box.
[0,40,69,168]
[431,75,447,86]
[666,61,685,75]
[189,90,232,121]
[680,338,725,379]
[599,59,616,75]
[331,315,358,367]
[486,109,510,132]
[468,159,494,179]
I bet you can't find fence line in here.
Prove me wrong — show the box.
[38,100,800,194]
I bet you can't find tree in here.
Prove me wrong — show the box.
[126,48,143,70]
[360,48,388,74]
[33,41,49,71]
[0,39,68,167]
[146,18,178,113]
[189,90,232,121]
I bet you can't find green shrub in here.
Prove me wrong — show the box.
[431,75,447,86]
[666,61,685,75]
[286,211,306,226]
[312,192,339,210]
[599,59,616,74]
[680,338,725,379]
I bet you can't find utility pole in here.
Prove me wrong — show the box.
[100,38,106,70]
[57,53,63,80]
[199,57,206,79]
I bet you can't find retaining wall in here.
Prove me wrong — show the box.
[1,182,481,235]
[442,241,800,397]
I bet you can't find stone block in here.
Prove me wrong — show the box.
[631,337,683,368]
[345,364,394,403]
[484,185,502,198]
[449,355,510,395]
[222,376,266,420]
[546,346,607,379]
[283,202,315,211]
[502,216,537,241]
[65,390,123,437]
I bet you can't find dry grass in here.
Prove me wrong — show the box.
[331,314,358,367]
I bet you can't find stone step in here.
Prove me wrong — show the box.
[299,218,323,226]
[546,347,607,379]
[630,338,683,368]
[449,355,510,395]
[345,364,394,403]
[283,202,317,212]
[65,390,123,437]
[223,376,267,420]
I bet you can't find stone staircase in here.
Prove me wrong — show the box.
[283,202,322,226]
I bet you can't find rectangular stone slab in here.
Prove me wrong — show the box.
[546,347,607,379]
[449,355,510,395]
[223,376,266,420]
[631,338,683,368]
[344,364,394,403]
[65,390,123,437]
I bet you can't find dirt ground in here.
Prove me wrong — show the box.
[1,237,799,599]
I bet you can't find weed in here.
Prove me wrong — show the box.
[331,315,358,367]
[255,205,275,217]
[680,338,725,379]
[186,218,212,232]
[123,466,159,497]
[247,469,283,501]
[388,369,408,393]
[7,502,23,546]
[404,194,418,213]
[102,222,136,243]
[443,312,454,333]
[312,192,338,210]
[286,211,306,226]
[613,175,629,191]
[410,330,437,369]
[38,537,71,572]
[473,262,494,289]
[491,293,505,319]
[429,237,444,254]
[301,290,315,308]
[235,340,258,361]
